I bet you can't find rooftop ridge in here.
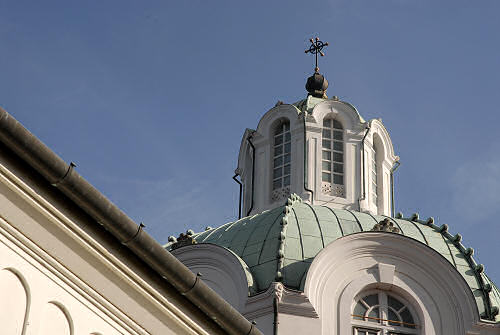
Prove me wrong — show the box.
[276,194,303,282]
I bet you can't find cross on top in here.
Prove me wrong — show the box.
[305,37,329,73]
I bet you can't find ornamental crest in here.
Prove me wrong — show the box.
[372,218,400,233]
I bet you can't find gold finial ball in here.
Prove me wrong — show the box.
[315,37,319,41]
[309,38,314,43]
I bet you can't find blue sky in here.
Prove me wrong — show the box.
[1,1,499,283]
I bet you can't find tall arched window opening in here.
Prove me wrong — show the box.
[372,134,385,213]
[371,148,378,206]
[352,290,419,335]
[272,121,291,201]
[321,118,344,197]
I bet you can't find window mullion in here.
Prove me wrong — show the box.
[272,123,291,196]
[380,292,388,326]
[321,119,345,197]
[353,291,418,334]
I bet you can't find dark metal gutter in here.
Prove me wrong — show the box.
[357,123,371,210]
[246,135,255,216]
[302,112,314,204]
[0,107,262,335]
[232,173,243,220]
[273,295,279,335]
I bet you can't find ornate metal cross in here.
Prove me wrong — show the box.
[305,37,329,73]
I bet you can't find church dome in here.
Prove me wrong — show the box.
[166,194,500,322]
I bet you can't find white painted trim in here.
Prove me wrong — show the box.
[0,222,144,334]
[0,160,214,335]
[172,244,255,312]
[280,286,318,318]
[304,233,479,335]
[377,263,395,288]
[310,100,364,133]
[256,104,301,137]
[244,290,274,320]
[367,119,398,163]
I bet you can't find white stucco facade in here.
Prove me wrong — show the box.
[0,142,226,335]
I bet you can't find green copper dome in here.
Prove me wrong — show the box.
[166,194,500,322]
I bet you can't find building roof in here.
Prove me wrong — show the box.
[0,107,263,335]
[166,194,500,323]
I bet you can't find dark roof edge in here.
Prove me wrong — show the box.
[0,107,262,335]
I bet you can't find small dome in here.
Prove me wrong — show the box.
[305,72,328,98]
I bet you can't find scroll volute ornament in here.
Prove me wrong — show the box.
[372,218,400,233]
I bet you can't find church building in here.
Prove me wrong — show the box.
[0,37,499,335]
[167,39,500,335]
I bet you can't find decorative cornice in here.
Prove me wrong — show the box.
[279,287,318,318]
[244,285,275,320]
[372,218,400,233]
[243,281,318,320]
[0,162,213,335]
[171,230,197,250]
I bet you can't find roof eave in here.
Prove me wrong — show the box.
[0,107,263,335]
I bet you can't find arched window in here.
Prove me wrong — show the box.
[371,147,378,205]
[371,133,385,213]
[272,121,291,201]
[352,290,419,335]
[321,118,345,197]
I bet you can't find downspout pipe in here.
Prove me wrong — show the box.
[303,113,314,204]
[246,134,256,217]
[232,173,242,219]
[273,295,279,335]
[0,108,263,335]
[358,122,371,211]
[390,160,401,218]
